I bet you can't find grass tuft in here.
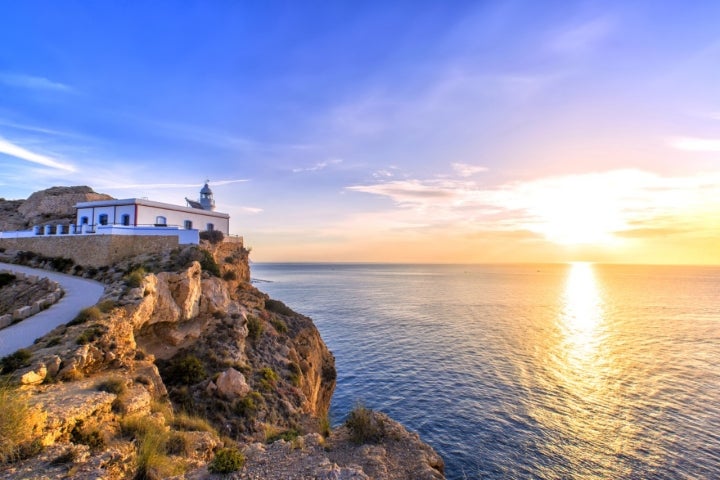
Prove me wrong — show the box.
[67,306,101,326]
[345,403,387,445]
[0,382,46,464]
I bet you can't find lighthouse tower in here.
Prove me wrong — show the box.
[199,181,215,211]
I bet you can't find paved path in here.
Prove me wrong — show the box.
[0,263,105,357]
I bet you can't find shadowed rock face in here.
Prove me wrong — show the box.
[0,186,113,231]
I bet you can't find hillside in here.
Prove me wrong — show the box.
[0,186,113,232]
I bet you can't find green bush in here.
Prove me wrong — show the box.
[199,250,221,277]
[260,367,278,383]
[234,391,262,417]
[265,298,294,316]
[345,403,386,445]
[199,230,224,244]
[246,315,263,342]
[208,447,245,473]
[0,349,32,374]
[67,306,102,326]
[259,367,279,391]
[163,355,207,386]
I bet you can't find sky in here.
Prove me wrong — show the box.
[1,0,719,264]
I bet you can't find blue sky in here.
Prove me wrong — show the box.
[2,1,720,263]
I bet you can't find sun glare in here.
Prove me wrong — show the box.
[527,176,626,246]
[561,262,604,358]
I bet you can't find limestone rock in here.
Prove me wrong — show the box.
[157,261,202,321]
[199,276,230,315]
[17,186,113,228]
[20,364,47,385]
[215,367,250,399]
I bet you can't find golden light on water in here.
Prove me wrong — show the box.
[531,262,635,477]
[561,262,604,361]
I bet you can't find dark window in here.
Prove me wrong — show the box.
[80,216,89,225]
[184,220,193,229]
[155,216,167,226]
[98,214,109,226]
[206,223,214,231]
[121,214,131,226]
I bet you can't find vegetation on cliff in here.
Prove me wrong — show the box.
[0,235,443,479]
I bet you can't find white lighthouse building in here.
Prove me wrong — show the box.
[72,182,229,243]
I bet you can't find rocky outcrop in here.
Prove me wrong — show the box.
[0,242,444,479]
[15,186,113,230]
[194,412,445,479]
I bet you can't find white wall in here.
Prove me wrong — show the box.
[76,202,229,234]
[134,204,228,234]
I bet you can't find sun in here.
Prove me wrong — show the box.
[528,176,627,245]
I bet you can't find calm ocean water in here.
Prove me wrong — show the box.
[251,263,720,479]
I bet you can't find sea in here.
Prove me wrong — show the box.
[251,263,720,479]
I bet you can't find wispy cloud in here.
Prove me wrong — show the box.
[0,73,72,92]
[0,137,75,171]
[238,206,263,214]
[96,179,248,189]
[547,16,615,54]
[292,158,342,173]
[346,168,720,244]
[0,118,85,139]
[452,163,487,177]
[669,136,720,152]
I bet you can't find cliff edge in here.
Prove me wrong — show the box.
[0,242,444,479]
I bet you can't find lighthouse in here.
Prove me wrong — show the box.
[199,181,215,211]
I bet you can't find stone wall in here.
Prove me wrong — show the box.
[0,271,63,329]
[0,235,180,267]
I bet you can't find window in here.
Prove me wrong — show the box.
[80,216,89,225]
[98,214,109,226]
[206,223,214,231]
[184,220,193,230]
[121,214,131,226]
[155,216,167,226]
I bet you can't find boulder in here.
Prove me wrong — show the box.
[215,368,250,399]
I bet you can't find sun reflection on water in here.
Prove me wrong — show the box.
[529,262,639,478]
[561,261,604,363]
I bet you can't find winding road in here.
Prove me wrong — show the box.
[0,263,105,357]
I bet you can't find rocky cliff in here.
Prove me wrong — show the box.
[0,243,444,479]
[0,186,112,231]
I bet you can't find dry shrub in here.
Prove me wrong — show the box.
[0,382,46,464]
[345,403,386,444]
